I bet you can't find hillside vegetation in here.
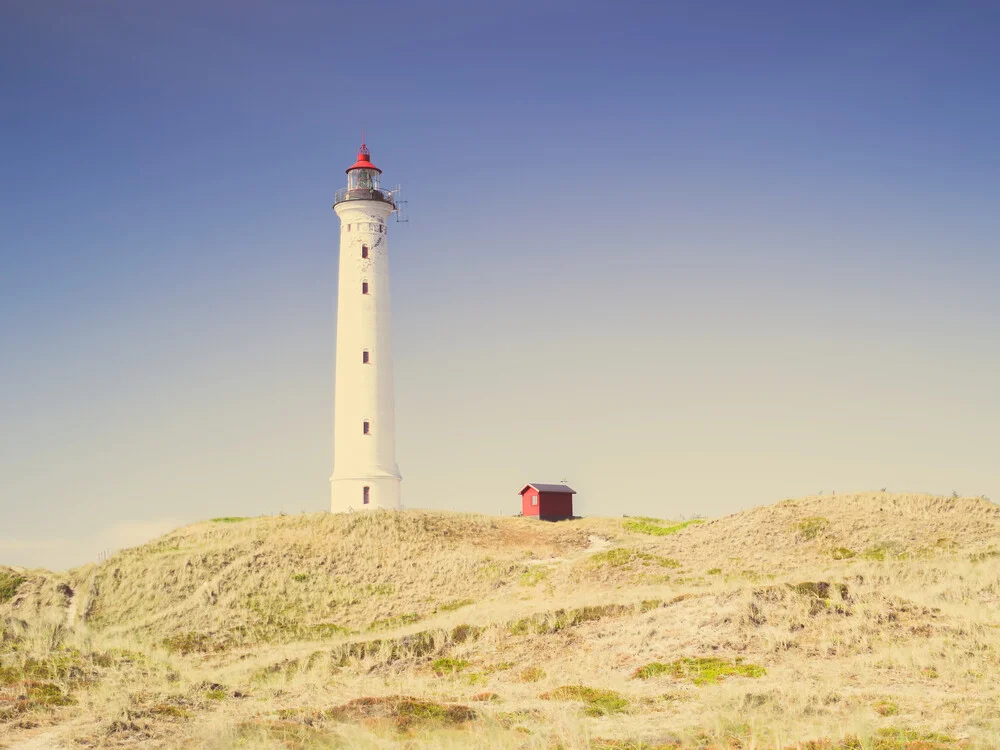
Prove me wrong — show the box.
[2,492,999,749]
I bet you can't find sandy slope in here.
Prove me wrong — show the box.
[2,492,998,748]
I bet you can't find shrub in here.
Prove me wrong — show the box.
[541,685,629,716]
[795,517,830,540]
[450,623,482,643]
[632,657,765,685]
[23,681,74,707]
[0,572,25,604]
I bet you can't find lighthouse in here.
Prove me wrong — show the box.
[330,142,402,512]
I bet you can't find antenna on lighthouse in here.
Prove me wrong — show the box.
[390,185,409,225]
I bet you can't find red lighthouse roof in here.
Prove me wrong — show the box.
[346,142,382,174]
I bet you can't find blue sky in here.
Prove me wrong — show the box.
[2,1,999,569]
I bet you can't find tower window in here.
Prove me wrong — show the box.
[362,349,370,364]
[363,420,370,435]
[363,486,370,504]
[346,224,351,232]
[531,495,538,506]
[362,281,369,294]
[361,244,368,259]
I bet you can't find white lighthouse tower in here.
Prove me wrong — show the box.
[330,142,402,512]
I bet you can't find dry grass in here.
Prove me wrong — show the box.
[2,492,999,748]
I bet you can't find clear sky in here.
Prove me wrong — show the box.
[2,1,998,570]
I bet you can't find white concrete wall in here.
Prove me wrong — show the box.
[331,199,401,512]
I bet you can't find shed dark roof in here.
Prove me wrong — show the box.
[519,483,576,495]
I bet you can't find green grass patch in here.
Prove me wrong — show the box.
[495,709,542,727]
[873,699,899,716]
[24,681,75,707]
[795,516,830,540]
[210,517,249,523]
[970,546,1000,562]
[368,613,421,631]
[622,518,704,536]
[632,657,765,685]
[519,567,551,587]
[507,603,636,635]
[863,541,906,561]
[307,623,352,639]
[162,631,221,655]
[438,598,474,613]
[326,695,475,730]
[872,727,956,748]
[589,548,681,570]
[292,573,309,583]
[541,685,629,716]
[478,558,522,582]
[431,657,469,676]
[484,661,515,674]
[149,703,192,719]
[726,729,961,750]
[518,666,546,682]
[1,655,83,686]
[707,567,722,575]
[0,571,26,603]
[236,720,336,748]
[831,547,856,560]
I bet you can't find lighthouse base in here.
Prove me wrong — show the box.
[330,476,402,513]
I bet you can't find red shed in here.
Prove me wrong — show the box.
[519,483,576,521]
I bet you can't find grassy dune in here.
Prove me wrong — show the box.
[2,492,999,748]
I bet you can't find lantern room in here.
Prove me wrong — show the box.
[335,142,395,207]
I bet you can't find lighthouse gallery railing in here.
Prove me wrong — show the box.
[333,186,396,207]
